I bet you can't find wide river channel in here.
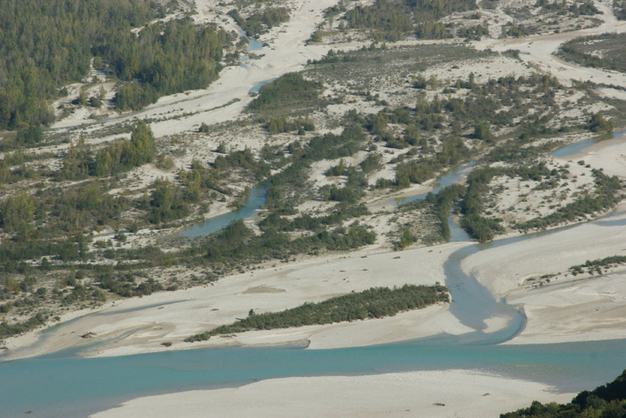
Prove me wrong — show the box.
[1,134,626,417]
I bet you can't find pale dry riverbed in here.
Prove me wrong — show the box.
[4,0,626,417]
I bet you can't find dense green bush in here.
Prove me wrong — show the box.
[267,115,315,134]
[501,370,626,418]
[92,121,156,176]
[197,219,376,266]
[114,19,226,111]
[248,73,321,113]
[395,137,468,187]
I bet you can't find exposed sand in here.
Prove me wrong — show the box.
[51,0,341,137]
[42,131,626,418]
[4,243,469,359]
[91,369,575,418]
[478,0,626,88]
[11,1,626,417]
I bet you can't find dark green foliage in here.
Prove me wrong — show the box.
[248,73,321,113]
[177,159,225,203]
[535,0,601,16]
[16,127,44,146]
[460,164,570,241]
[264,125,366,210]
[113,19,226,111]
[458,24,489,40]
[432,184,466,241]
[345,1,415,41]
[415,21,451,39]
[148,180,190,224]
[515,170,622,232]
[395,137,468,187]
[360,152,382,173]
[570,1,602,16]
[310,49,362,66]
[588,112,615,133]
[327,159,347,176]
[88,97,103,108]
[344,0,476,41]
[326,185,363,203]
[92,121,156,176]
[483,141,560,164]
[260,204,370,233]
[505,23,533,38]
[199,219,376,266]
[97,272,163,298]
[213,148,271,181]
[518,115,559,141]
[500,370,626,418]
[185,284,449,342]
[0,311,49,340]
[228,7,290,38]
[0,192,35,232]
[267,114,315,134]
[460,167,505,242]
[0,0,162,129]
[570,255,626,276]
[473,120,492,141]
[439,73,561,133]
[616,1,626,20]
[114,82,159,111]
[323,167,368,204]
[0,182,128,262]
[395,228,416,250]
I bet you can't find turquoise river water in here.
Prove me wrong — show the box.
[1,135,626,417]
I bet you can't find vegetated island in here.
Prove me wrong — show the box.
[185,284,449,342]
[500,369,626,417]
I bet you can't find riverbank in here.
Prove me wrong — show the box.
[2,242,471,359]
[6,201,626,360]
[92,369,576,418]
[6,131,626,359]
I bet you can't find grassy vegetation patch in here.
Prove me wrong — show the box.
[307,44,493,90]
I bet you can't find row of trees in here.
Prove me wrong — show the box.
[185,284,449,341]
[57,121,155,180]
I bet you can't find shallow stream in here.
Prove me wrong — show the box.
[2,136,625,417]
